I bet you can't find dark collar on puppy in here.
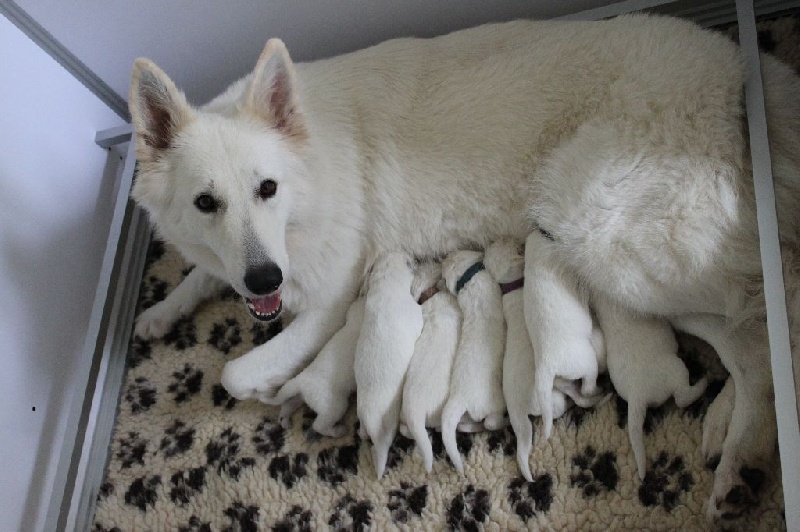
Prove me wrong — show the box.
[456,261,485,294]
[500,278,524,295]
[417,285,439,305]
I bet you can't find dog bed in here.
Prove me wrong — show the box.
[92,15,799,531]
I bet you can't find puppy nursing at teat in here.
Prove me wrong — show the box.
[524,230,605,442]
[273,297,365,438]
[399,260,462,472]
[440,249,507,473]
[595,297,708,480]
[354,252,423,478]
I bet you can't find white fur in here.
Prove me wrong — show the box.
[399,261,461,472]
[595,296,707,480]
[524,230,604,441]
[354,252,423,478]
[129,14,800,519]
[273,297,365,438]
[440,250,506,472]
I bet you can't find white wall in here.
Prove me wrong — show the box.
[0,15,123,532]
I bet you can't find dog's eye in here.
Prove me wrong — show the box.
[258,179,277,200]
[194,193,218,213]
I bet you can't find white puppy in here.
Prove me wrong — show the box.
[595,296,708,479]
[484,237,571,481]
[273,297,365,438]
[399,260,462,472]
[524,230,604,441]
[440,250,507,472]
[355,252,423,478]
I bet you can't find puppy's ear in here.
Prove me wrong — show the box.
[129,58,193,162]
[244,39,307,140]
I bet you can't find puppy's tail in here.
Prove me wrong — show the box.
[406,415,434,473]
[440,399,465,473]
[535,370,556,442]
[509,410,534,482]
[627,400,648,480]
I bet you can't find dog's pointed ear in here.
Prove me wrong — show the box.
[245,39,307,139]
[129,58,193,161]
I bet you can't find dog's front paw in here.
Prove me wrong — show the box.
[702,379,733,469]
[705,462,768,523]
[220,354,291,403]
[134,301,183,339]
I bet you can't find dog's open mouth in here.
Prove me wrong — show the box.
[245,292,283,322]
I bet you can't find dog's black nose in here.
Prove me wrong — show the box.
[244,263,283,295]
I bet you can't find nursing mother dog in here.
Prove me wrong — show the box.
[128,14,800,522]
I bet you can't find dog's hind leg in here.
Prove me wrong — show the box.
[627,400,648,480]
[135,267,227,339]
[671,314,776,522]
[535,369,556,442]
[312,395,350,439]
[701,377,734,469]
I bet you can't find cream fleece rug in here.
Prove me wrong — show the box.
[93,15,799,532]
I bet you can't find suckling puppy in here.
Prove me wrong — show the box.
[524,230,604,442]
[399,260,462,472]
[485,237,571,481]
[595,296,708,479]
[355,252,423,478]
[273,297,365,438]
[440,249,507,472]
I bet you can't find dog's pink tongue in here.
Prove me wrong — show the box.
[251,293,281,314]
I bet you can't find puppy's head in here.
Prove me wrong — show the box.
[129,40,309,322]
[368,252,415,294]
[484,237,525,284]
[441,250,484,294]
[411,261,442,301]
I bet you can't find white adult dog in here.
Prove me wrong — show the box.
[129,14,800,520]
[354,252,423,478]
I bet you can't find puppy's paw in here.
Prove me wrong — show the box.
[220,356,290,402]
[314,422,348,439]
[134,301,182,339]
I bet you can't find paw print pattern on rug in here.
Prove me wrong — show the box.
[93,524,122,532]
[160,420,195,457]
[178,516,212,532]
[116,432,148,468]
[447,485,491,531]
[328,494,373,532]
[430,429,474,467]
[223,502,260,532]
[208,318,242,355]
[508,474,554,521]
[162,316,198,350]
[205,428,256,480]
[138,276,168,311]
[570,446,619,497]
[385,433,416,471]
[124,377,157,414]
[252,416,285,455]
[168,364,203,403]
[96,482,114,502]
[488,425,516,456]
[317,443,360,486]
[268,453,309,488]
[273,505,313,532]
[127,336,152,369]
[169,467,206,505]
[211,384,238,410]
[387,482,428,523]
[638,452,694,511]
[143,239,165,269]
[124,475,161,511]
[251,321,282,346]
